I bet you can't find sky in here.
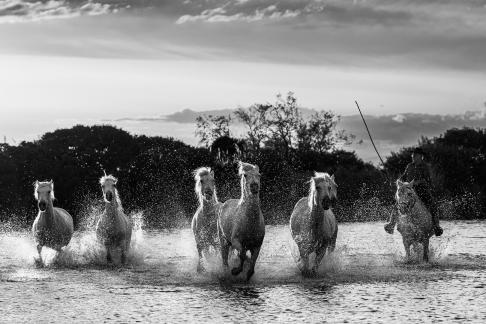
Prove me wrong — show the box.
[0,0,485,153]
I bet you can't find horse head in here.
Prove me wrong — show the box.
[100,174,118,203]
[34,180,55,212]
[194,167,217,203]
[395,179,417,214]
[309,172,338,210]
[238,161,261,196]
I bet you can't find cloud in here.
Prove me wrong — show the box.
[0,0,115,23]
[392,114,406,123]
[176,2,302,24]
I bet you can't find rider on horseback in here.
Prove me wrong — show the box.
[385,147,443,236]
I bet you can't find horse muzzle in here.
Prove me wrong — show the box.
[38,201,47,211]
[105,191,113,202]
[322,197,331,210]
[204,189,213,200]
[250,183,260,194]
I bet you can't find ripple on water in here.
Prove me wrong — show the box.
[0,221,485,323]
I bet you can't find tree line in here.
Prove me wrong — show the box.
[0,94,484,228]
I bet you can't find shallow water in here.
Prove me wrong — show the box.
[1,220,485,323]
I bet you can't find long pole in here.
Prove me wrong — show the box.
[355,100,392,183]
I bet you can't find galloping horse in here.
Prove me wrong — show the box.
[290,172,338,276]
[192,167,222,272]
[395,180,434,262]
[218,162,265,281]
[96,174,132,265]
[32,180,74,266]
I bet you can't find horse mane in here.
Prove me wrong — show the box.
[99,174,118,185]
[113,188,124,212]
[238,161,260,176]
[193,166,218,204]
[308,172,335,209]
[34,180,55,200]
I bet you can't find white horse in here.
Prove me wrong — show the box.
[290,172,338,276]
[395,180,434,262]
[96,174,132,265]
[32,180,74,266]
[192,167,222,272]
[218,162,265,281]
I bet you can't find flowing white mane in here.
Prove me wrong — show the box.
[308,172,337,209]
[193,166,218,204]
[238,161,260,176]
[34,180,55,200]
[99,174,118,186]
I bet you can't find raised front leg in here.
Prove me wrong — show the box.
[246,246,261,281]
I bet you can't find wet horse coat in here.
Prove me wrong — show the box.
[290,173,338,275]
[96,175,132,264]
[218,162,265,281]
[191,167,222,272]
[395,180,434,262]
[32,180,74,265]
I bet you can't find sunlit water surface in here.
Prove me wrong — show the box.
[1,220,485,323]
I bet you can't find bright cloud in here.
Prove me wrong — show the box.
[0,0,115,23]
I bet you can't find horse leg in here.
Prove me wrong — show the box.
[246,246,261,281]
[35,244,43,266]
[329,227,338,253]
[402,238,411,261]
[423,238,430,262]
[231,241,245,276]
[297,244,310,275]
[121,248,127,265]
[313,244,327,276]
[220,238,230,268]
[196,243,205,272]
[106,246,113,264]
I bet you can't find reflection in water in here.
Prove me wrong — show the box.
[0,221,485,322]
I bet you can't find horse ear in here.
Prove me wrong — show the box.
[331,174,336,183]
[49,179,53,185]
[33,180,38,187]
[396,179,403,187]
[255,165,259,173]
[409,179,415,187]
[210,169,215,177]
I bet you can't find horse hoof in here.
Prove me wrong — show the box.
[384,224,395,234]
[231,267,242,276]
[34,258,44,268]
[434,227,443,237]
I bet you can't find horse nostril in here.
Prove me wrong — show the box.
[38,202,46,211]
